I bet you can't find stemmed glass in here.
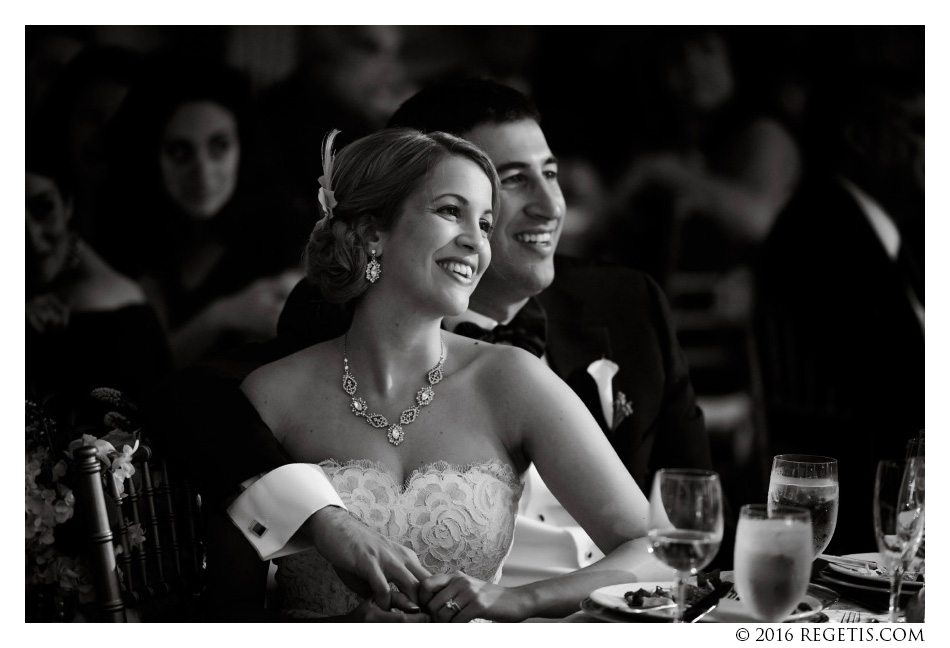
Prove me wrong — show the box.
[905,436,925,564]
[768,455,839,557]
[873,458,925,622]
[647,469,724,623]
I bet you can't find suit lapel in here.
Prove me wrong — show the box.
[545,318,614,435]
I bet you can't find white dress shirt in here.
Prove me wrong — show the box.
[840,177,924,330]
[227,464,345,560]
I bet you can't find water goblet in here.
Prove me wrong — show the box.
[734,504,813,622]
[768,454,839,557]
[874,458,925,623]
[647,469,724,623]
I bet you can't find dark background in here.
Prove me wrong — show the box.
[25,25,925,524]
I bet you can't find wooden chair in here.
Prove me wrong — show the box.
[73,443,206,621]
[666,267,772,505]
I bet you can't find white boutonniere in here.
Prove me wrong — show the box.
[587,359,634,432]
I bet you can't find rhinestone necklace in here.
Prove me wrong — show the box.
[342,333,446,446]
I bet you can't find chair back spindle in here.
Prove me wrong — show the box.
[160,460,184,579]
[107,473,138,603]
[74,446,126,622]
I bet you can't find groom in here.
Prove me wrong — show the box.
[149,79,717,616]
[274,79,719,583]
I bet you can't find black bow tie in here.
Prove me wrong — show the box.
[452,298,548,358]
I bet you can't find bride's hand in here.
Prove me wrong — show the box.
[419,572,529,623]
[344,598,430,623]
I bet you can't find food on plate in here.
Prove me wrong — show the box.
[623,570,732,609]
[623,586,674,609]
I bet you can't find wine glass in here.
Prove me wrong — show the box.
[874,458,925,622]
[768,455,839,557]
[734,504,813,622]
[905,435,925,564]
[647,469,724,623]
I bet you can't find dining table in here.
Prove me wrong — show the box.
[529,559,923,624]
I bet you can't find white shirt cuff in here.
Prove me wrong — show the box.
[226,463,346,560]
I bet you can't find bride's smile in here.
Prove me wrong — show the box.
[372,155,493,318]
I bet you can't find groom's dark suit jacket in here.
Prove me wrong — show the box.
[535,256,711,491]
[753,176,924,555]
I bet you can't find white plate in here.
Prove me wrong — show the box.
[820,569,917,599]
[826,553,923,588]
[588,582,832,623]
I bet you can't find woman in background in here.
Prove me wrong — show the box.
[101,54,302,368]
[26,140,171,407]
[612,28,801,288]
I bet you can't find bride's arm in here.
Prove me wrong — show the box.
[421,347,675,621]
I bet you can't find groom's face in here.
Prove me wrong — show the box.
[465,119,566,298]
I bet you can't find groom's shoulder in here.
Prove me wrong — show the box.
[544,254,660,310]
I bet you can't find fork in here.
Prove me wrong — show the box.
[842,610,862,623]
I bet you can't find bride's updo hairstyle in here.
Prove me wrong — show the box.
[305,128,500,303]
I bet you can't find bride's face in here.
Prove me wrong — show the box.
[379,155,494,316]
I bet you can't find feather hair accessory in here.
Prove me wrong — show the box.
[317,129,341,221]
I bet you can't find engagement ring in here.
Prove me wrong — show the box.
[444,598,461,613]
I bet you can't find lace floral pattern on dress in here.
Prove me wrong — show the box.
[275,458,523,619]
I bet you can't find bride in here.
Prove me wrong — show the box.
[240,128,673,621]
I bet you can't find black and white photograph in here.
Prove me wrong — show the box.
[19,8,935,636]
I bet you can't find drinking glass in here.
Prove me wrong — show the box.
[905,436,925,563]
[647,469,724,623]
[734,504,813,622]
[768,455,839,557]
[874,458,925,623]
[905,434,924,460]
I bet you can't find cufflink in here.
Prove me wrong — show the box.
[249,521,268,537]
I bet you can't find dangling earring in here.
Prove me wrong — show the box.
[365,250,381,283]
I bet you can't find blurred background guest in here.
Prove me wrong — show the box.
[753,67,924,555]
[256,25,417,231]
[608,28,802,288]
[99,54,303,368]
[26,134,172,408]
[36,46,141,252]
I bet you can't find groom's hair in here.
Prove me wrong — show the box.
[387,77,542,136]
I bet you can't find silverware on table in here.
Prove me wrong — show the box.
[818,554,879,571]
[682,581,735,623]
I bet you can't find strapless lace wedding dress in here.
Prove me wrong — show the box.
[274,458,523,618]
